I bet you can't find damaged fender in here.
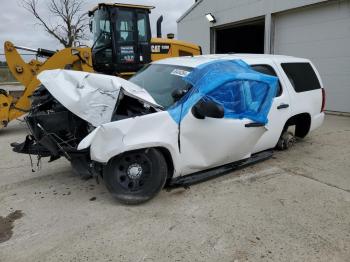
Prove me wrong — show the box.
[78,111,181,174]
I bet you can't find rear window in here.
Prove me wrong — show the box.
[281,63,321,92]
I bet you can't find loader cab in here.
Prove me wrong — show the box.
[89,3,153,76]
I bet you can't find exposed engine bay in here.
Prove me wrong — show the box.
[12,83,159,178]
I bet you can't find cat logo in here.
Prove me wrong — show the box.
[151,44,171,54]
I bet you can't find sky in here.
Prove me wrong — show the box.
[0,0,195,61]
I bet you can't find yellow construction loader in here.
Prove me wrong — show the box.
[0,3,201,128]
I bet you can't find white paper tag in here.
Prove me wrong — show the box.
[171,69,190,77]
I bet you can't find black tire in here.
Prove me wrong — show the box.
[104,148,168,204]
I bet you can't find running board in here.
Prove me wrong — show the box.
[166,150,273,189]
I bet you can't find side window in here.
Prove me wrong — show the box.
[207,80,270,115]
[99,20,110,33]
[281,63,321,92]
[251,64,282,97]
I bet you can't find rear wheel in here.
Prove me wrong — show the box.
[276,130,296,150]
[104,148,167,204]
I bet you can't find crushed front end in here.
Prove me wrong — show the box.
[11,85,99,178]
[11,69,160,179]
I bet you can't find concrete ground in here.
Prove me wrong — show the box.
[0,115,349,262]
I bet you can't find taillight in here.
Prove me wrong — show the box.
[321,88,326,112]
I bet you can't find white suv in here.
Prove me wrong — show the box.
[13,54,325,204]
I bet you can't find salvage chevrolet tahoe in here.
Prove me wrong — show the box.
[12,54,325,204]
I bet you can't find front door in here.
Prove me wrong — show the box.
[179,114,266,175]
[178,80,268,176]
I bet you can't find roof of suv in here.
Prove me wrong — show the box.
[153,54,310,68]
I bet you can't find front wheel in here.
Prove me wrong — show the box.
[104,148,168,204]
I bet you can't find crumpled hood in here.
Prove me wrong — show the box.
[37,69,159,127]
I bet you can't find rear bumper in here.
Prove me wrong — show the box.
[310,112,325,132]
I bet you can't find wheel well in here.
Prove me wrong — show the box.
[155,147,175,179]
[284,113,311,138]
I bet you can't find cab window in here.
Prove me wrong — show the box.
[137,13,148,42]
[92,10,112,49]
[116,10,134,42]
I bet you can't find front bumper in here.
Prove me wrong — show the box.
[12,111,88,159]
[11,135,52,157]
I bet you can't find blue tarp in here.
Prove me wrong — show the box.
[168,60,278,125]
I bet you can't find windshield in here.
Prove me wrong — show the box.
[129,64,193,108]
[92,10,112,49]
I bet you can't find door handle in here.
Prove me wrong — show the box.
[245,122,265,128]
[277,103,289,110]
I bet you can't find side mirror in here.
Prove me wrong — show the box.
[192,99,224,119]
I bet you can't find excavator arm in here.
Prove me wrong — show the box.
[0,41,93,128]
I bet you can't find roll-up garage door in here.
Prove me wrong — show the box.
[274,0,350,112]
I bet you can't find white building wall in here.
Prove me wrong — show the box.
[178,0,328,54]
[274,0,350,112]
[178,0,350,112]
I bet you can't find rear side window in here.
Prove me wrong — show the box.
[251,65,282,97]
[281,63,321,92]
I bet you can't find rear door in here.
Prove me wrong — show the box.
[250,63,292,153]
